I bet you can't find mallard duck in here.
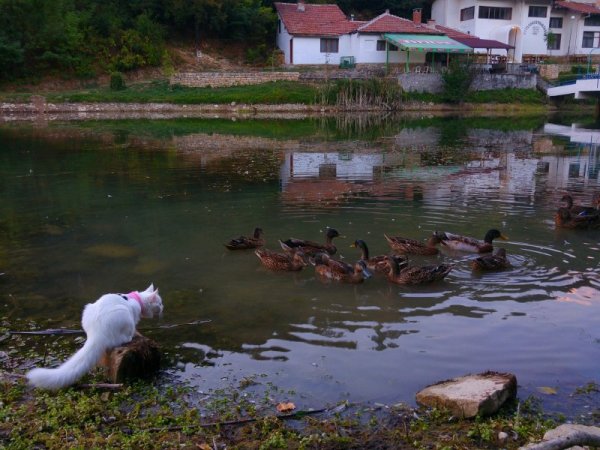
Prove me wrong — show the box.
[351,239,407,273]
[560,194,599,216]
[315,258,372,284]
[281,228,341,256]
[434,229,508,253]
[470,248,511,271]
[383,234,442,255]
[385,256,453,285]
[555,207,600,229]
[225,227,265,250]
[255,248,306,271]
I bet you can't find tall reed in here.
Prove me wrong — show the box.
[317,78,403,110]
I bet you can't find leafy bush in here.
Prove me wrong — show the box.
[441,58,474,104]
[109,72,126,91]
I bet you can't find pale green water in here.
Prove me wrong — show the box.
[0,116,599,417]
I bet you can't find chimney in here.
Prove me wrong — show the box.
[297,0,305,12]
[413,8,422,24]
[427,19,436,25]
[350,14,355,21]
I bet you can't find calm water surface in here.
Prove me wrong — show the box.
[0,116,599,417]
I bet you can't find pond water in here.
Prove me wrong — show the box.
[0,115,599,417]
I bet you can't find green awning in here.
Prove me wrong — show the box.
[383,33,472,53]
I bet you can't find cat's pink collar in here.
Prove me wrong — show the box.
[127,291,144,313]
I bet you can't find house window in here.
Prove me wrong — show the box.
[584,15,600,26]
[582,31,600,48]
[528,6,547,18]
[320,38,339,53]
[278,20,281,34]
[547,33,561,50]
[549,17,563,28]
[377,40,397,51]
[460,6,475,21]
[478,6,512,20]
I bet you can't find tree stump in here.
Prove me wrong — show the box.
[99,332,161,383]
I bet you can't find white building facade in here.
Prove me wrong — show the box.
[431,0,600,62]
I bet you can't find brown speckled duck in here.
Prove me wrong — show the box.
[555,207,600,229]
[385,256,453,286]
[383,234,442,255]
[314,257,372,284]
[225,227,265,250]
[434,229,508,253]
[351,239,407,273]
[281,228,341,256]
[255,248,306,271]
[470,248,511,271]
[560,194,599,216]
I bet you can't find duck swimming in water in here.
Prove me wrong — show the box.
[281,228,341,256]
[555,207,600,229]
[255,247,306,271]
[384,256,453,286]
[225,227,265,250]
[470,248,511,271]
[351,239,407,273]
[383,234,442,255]
[560,194,599,217]
[314,256,372,284]
[434,229,508,253]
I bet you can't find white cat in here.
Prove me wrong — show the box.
[26,284,163,390]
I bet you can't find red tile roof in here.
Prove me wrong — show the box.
[555,1,600,14]
[358,11,440,34]
[274,2,360,36]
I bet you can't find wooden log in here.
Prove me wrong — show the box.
[99,332,161,383]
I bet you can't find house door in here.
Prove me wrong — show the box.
[290,38,293,64]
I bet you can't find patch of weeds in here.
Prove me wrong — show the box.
[574,381,599,395]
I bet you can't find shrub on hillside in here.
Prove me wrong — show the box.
[110,72,126,91]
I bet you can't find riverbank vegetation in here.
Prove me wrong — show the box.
[0,79,548,108]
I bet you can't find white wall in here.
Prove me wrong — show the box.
[519,5,551,55]
[289,35,352,65]
[276,18,293,64]
[352,34,425,64]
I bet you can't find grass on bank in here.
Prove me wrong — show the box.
[0,79,550,106]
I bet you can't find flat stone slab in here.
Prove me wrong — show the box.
[416,371,517,418]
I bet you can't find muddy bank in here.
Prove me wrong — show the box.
[0,100,552,122]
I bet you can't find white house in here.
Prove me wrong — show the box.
[431,0,600,62]
[274,1,509,67]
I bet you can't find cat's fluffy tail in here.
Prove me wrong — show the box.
[26,338,105,390]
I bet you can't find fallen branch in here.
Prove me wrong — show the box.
[521,424,600,450]
[145,404,349,433]
[9,320,211,336]
[9,329,84,336]
[77,383,123,391]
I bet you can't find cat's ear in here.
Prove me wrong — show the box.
[145,283,154,293]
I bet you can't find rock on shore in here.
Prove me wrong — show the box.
[416,371,517,418]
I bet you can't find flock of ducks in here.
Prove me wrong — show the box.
[225,226,510,285]
[223,194,597,286]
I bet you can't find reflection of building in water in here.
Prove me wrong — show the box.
[541,123,600,189]
[280,129,541,203]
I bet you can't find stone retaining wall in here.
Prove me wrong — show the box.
[170,72,300,87]
[399,73,536,93]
